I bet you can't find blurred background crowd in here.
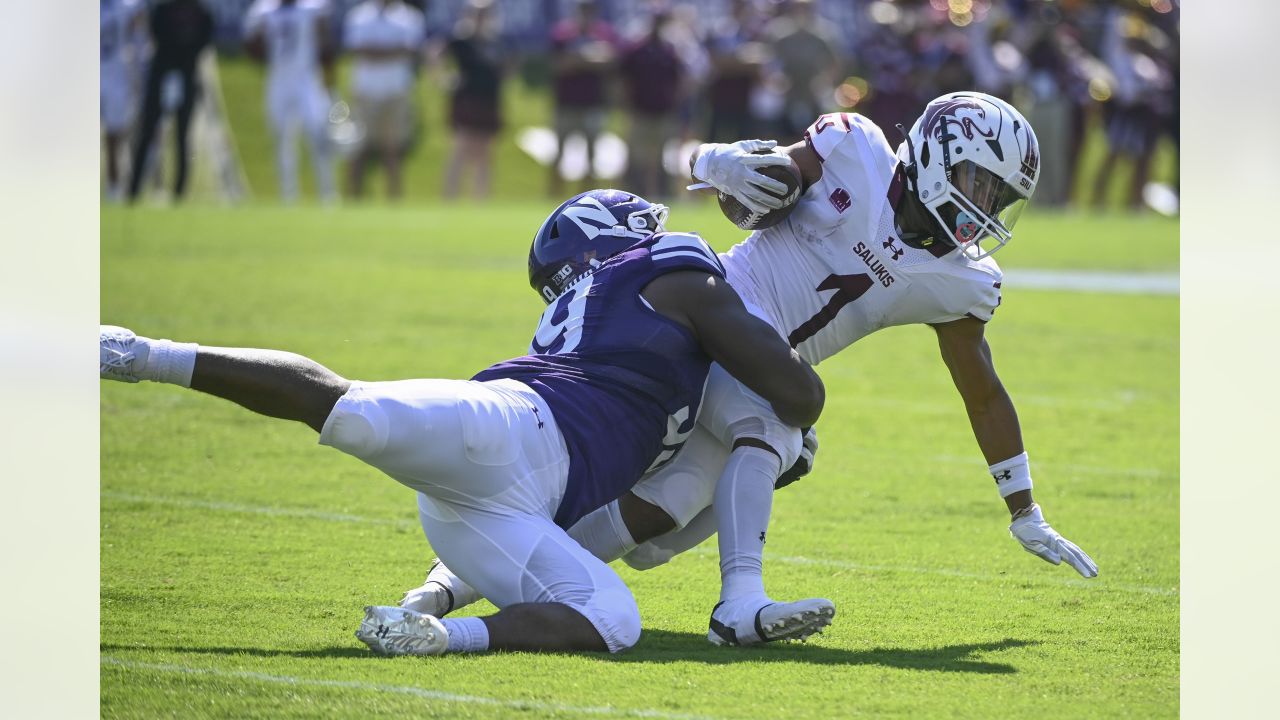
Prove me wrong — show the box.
[101,0,1179,212]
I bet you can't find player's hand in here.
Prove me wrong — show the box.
[776,426,818,489]
[1008,504,1098,578]
[691,140,792,214]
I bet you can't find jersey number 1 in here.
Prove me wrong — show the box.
[787,273,873,347]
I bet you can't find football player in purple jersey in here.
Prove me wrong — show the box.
[100,189,832,656]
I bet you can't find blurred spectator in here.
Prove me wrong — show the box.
[343,0,425,200]
[765,0,839,138]
[101,0,149,202]
[665,4,710,145]
[618,8,684,200]
[244,0,337,203]
[1020,11,1076,207]
[704,0,767,143]
[1091,5,1171,210]
[548,0,618,196]
[440,0,506,199]
[127,0,213,204]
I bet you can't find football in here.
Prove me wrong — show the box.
[717,152,804,231]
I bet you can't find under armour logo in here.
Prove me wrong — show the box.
[375,625,390,639]
[993,470,1012,483]
[882,238,903,261]
[759,531,767,543]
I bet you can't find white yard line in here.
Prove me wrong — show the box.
[1003,269,1179,295]
[102,491,1178,597]
[100,657,718,720]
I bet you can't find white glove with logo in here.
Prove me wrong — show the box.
[690,139,792,214]
[1009,504,1098,578]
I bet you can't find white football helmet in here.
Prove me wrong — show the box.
[897,92,1040,260]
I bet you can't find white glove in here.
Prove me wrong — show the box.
[690,139,792,214]
[776,426,818,489]
[1009,504,1098,578]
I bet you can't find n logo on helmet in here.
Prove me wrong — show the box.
[562,196,621,241]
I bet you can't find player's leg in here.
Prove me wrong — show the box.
[128,66,165,201]
[305,85,337,203]
[373,498,639,654]
[404,423,727,617]
[100,326,349,433]
[696,363,835,646]
[343,380,640,654]
[171,67,199,200]
[270,91,300,202]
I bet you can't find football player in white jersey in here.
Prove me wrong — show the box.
[100,0,148,201]
[244,0,338,202]
[410,92,1097,646]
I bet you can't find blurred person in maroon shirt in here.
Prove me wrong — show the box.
[618,8,685,200]
[440,0,507,199]
[548,0,618,196]
[704,0,767,143]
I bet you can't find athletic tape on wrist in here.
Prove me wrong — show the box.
[989,451,1032,497]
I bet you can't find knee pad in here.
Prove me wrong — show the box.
[724,417,802,471]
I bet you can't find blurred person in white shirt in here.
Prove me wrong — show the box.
[343,0,425,200]
[101,0,148,201]
[244,0,338,203]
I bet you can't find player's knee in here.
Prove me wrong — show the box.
[728,425,802,471]
[586,588,642,653]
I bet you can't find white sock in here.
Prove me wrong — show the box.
[714,446,780,603]
[567,500,637,563]
[136,337,198,387]
[441,616,489,653]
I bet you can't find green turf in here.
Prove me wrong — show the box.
[101,205,1178,718]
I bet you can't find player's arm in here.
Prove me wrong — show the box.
[644,271,824,428]
[932,317,1098,578]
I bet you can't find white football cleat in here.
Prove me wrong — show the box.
[356,605,449,656]
[708,596,835,647]
[400,559,481,617]
[100,325,147,383]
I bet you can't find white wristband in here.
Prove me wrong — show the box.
[989,452,1032,498]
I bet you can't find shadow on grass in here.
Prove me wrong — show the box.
[612,631,1036,673]
[103,635,1036,673]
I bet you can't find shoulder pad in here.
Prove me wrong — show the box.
[648,232,726,278]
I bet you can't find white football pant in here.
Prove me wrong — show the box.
[266,78,335,202]
[319,377,641,653]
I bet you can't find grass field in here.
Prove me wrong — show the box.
[100,202,1178,718]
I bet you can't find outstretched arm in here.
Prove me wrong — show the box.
[933,317,1098,578]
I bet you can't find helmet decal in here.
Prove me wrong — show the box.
[922,96,999,144]
[562,196,625,240]
[953,211,980,243]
